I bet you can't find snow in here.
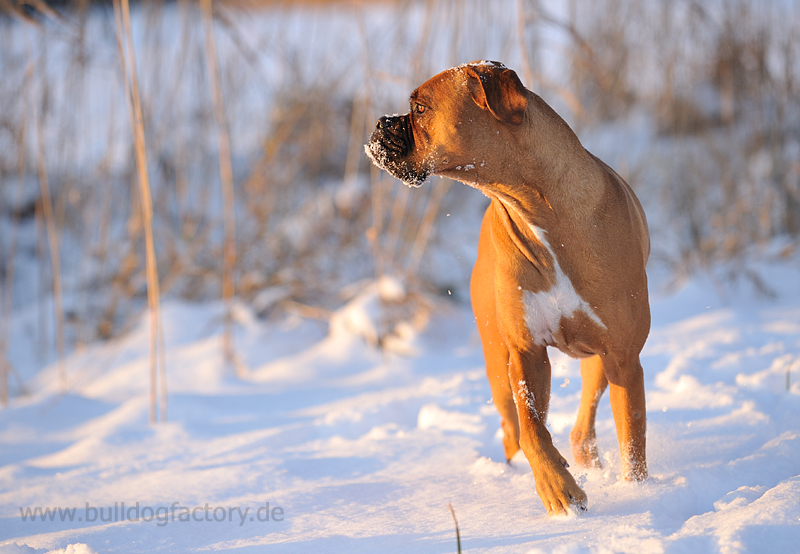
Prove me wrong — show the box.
[1,262,799,553]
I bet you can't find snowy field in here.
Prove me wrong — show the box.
[1,261,799,553]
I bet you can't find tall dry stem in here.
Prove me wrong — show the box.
[34,65,66,394]
[200,0,241,377]
[448,503,462,554]
[113,0,167,423]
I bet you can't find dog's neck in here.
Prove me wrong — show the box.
[479,93,606,230]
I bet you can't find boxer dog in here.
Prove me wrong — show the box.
[365,61,650,516]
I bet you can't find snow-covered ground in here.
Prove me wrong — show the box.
[1,261,799,554]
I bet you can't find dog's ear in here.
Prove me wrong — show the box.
[465,62,528,126]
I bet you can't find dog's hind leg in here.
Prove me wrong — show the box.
[570,355,607,469]
[472,208,520,462]
[605,353,648,481]
[478,311,518,462]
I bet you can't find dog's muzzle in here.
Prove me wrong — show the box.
[373,115,413,157]
[364,114,431,187]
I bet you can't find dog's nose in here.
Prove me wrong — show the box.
[377,115,404,130]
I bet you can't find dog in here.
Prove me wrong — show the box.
[365,61,650,516]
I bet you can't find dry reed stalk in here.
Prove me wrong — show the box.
[113,0,167,423]
[173,0,193,235]
[200,0,242,377]
[448,503,462,554]
[34,72,67,394]
[406,177,451,278]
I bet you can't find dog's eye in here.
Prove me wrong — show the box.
[414,103,427,114]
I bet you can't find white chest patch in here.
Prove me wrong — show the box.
[522,225,606,346]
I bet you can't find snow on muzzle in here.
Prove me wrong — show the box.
[364,113,432,188]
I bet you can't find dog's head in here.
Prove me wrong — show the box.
[365,61,529,187]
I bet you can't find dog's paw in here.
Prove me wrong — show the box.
[569,428,603,470]
[622,458,648,481]
[501,420,521,462]
[569,493,588,515]
[533,457,588,516]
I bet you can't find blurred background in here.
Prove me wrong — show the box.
[1,0,799,402]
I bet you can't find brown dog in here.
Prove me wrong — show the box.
[365,61,650,516]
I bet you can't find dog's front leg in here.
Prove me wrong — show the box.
[506,346,588,515]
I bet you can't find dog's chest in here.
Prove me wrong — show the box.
[521,225,605,347]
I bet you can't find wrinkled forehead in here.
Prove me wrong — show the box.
[409,66,466,103]
[409,60,507,103]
